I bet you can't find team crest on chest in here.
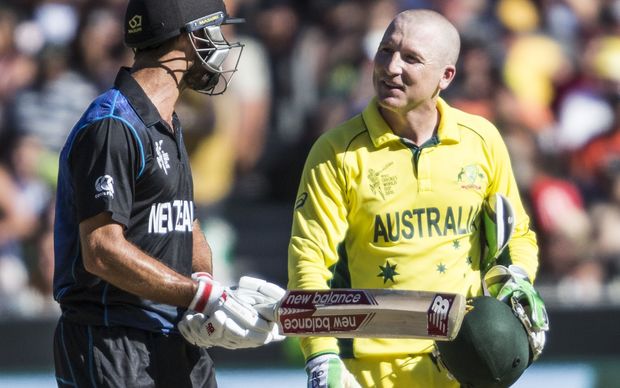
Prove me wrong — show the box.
[457,164,484,190]
[368,162,397,200]
[155,140,170,175]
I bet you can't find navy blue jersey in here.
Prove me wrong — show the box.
[53,68,195,333]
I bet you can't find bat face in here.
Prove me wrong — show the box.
[273,289,466,340]
[277,289,377,335]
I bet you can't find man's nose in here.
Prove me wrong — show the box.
[385,52,402,75]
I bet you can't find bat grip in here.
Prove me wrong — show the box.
[255,302,279,321]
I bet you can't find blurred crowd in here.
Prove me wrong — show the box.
[0,0,619,319]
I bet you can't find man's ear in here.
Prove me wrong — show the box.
[175,34,195,69]
[439,65,456,91]
[176,34,192,53]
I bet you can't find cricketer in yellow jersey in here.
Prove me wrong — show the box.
[287,9,544,388]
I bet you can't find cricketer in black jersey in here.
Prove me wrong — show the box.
[54,67,195,333]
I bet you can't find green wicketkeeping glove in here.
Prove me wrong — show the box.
[305,353,361,388]
[484,265,549,360]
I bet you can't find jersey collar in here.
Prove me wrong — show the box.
[114,67,164,127]
[362,97,461,147]
[436,97,460,144]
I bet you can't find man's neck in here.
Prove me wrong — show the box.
[130,50,188,129]
[380,101,439,146]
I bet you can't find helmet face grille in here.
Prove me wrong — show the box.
[186,14,244,95]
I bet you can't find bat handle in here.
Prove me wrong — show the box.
[255,302,279,321]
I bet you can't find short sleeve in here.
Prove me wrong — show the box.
[69,118,139,227]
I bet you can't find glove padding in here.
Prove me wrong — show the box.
[179,274,283,349]
[484,265,549,360]
[305,353,361,388]
[230,276,287,342]
[231,276,287,306]
[178,310,281,350]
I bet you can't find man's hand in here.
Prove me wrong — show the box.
[178,273,283,349]
[484,265,549,360]
[305,353,361,388]
[178,310,281,349]
[231,276,287,307]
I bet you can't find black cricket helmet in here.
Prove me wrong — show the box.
[435,296,532,388]
[124,0,245,94]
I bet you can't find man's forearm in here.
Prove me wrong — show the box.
[80,214,197,308]
[89,240,197,307]
[191,220,213,273]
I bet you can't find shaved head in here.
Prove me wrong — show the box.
[393,9,461,66]
[373,8,461,120]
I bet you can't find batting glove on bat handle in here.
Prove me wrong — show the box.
[231,276,286,323]
[178,310,282,350]
[181,273,282,349]
[305,353,361,388]
[188,272,271,333]
[231,276,286,305]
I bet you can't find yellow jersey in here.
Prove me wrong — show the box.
[288,97,538,359]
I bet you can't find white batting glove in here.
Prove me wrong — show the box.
[305,353,361,388]
[229,276,287,341]
[232,276,287,305]
[178,273,279,349]
[178,310,280,349]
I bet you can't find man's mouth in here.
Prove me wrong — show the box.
[382,80,404,90]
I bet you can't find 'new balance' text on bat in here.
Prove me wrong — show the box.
[256,288,466,340]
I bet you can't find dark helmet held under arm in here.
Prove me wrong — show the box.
[434,296,532,388]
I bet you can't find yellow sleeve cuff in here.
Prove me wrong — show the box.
[300,337,340,361]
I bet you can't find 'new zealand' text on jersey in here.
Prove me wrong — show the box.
[53,68,195,333]
[288,97,538,359]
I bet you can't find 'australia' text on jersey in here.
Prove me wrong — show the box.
[148,200,194,234]
[374,205,479,242]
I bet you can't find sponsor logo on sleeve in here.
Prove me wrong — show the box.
[295,192,308,209]
[95,175,114,199]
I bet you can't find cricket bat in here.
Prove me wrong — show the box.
[256,288,466,340]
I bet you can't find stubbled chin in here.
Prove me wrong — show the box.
[377,93,405,110]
